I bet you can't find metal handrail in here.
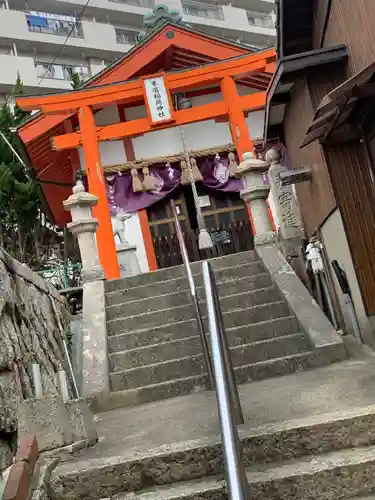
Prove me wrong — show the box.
[203,260,244,425]
[170,200,214,387]
[202,260,248,500]
[170,199,248,499]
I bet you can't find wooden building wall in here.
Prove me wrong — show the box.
[283,79,336,237]
[307,63,346,109]
[312,0,330,50]
[314,0,375,75]
[306,0,375,315]
[324,143,375,315]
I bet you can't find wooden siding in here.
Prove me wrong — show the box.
[310,0,375,314]
[325,142,375,315]
[283,79,336,237]
[323,0,375,76]
[307,63,346,110]
[312,0,330,49]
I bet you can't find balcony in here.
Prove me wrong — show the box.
[35,61,91,82]
[110,0,154,7]
[115,28,138,45]
[0,10,122,57]
[230,0,275,12]
[0,54,84,92]
[26,12,84,38]
[182,2,224,21]
[246,10,275,28]
[0,54,38,89]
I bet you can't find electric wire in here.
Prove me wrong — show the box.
[37,0,92,87]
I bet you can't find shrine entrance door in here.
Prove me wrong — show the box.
[147,184,253,269]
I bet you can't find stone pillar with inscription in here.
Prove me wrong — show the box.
[265,147,306,279]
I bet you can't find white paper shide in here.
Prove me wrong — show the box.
[144,76,172,124]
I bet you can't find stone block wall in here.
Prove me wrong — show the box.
[0,248,69,471]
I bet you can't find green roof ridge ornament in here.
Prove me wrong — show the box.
[136,4,187,42]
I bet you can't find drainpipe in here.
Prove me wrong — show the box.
[31,363,43,398]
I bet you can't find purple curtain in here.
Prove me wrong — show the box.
[200,156,243,192]
[105,154,243,214]
[106,163,180,214]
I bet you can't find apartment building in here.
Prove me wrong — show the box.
[0,0,275,101]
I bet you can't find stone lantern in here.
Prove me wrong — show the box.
[236,151,276,245]
[63,179,105,283]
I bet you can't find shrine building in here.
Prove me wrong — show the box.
[15,9,278,280]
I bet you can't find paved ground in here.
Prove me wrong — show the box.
[71,344,375,462]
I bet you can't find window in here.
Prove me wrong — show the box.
[115,29,138,44]
[26,12,84,37]
[110,0,154,8]
[246,11,274,28]
[182,2,224,20]
[35,62,91,81]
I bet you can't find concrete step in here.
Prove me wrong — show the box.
[106,272,273,307]
[109,332,309,372]
[97,374,207,412]
[109,335,202,371]
[107,303,196,336]
[106,289,192,321]
[190,249,259,272]
[107,300,291,336]
[105,348,341,408]
[109,334,310,390]
[229,317,300,347]
[108,320,199,352]
[48,406,375,500]
[106,285,281,321]
[112,445,375,500]
[105,251,259,292]
[107,316,300,353]
[215,286,282,314]
[110,353,206,391]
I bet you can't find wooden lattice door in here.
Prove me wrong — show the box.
[147,186,254,269]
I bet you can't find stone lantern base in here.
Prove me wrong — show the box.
[116,244,141,278]
[254,231,277,247]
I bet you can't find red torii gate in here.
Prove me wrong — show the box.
[17,48,276,280]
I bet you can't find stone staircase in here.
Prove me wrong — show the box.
[48,359,375,500]
[103,250,338,408]
[46,250,375,500]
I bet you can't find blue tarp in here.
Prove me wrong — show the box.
[28,15,48,27]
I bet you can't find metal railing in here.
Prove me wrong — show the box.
[202,260,248,500]
[170,200,213,387]
[171,198,249,500]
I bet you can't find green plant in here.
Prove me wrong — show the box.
[0,76,45,263]
[70,72,83,89]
